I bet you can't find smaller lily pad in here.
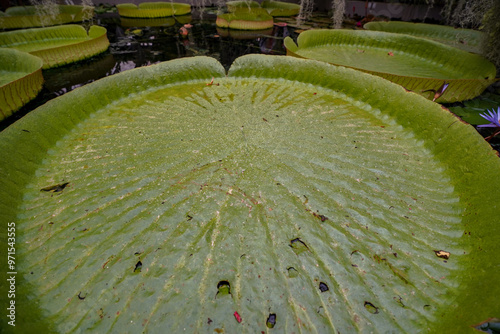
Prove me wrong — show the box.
[0,48,43,121]
[364,21,485,54]
[0,5,93,29]
[0,25,109,69]
[116,2,191,18]
[226,0,261,12]
[284,29,498,102]
[261,0,300,17]
[216,8,274,30]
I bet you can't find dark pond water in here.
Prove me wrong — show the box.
[1,9,499,154]
[1,8,318,130]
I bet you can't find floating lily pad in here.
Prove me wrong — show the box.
[261,0,300,17]
[116,2,191,18]
[364,21,485,54]
[0,48,43,121]
[0,5,93,30]
[284,29,498,102]
[0,55,499,333]
[216,8,274,30]
[0,25,109,69]
[226,0,261,12]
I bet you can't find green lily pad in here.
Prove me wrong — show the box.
[0,55,499,333]
[0,25,109,69]
[226,0,261,12]
[364,21,485,54]
[216,8,274,30]
[0,48,43,121]
[0,5,93,30]
[284,29,498,103]
[116,2,191,18]
[261,0,300,17]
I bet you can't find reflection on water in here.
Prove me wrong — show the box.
[3,8,322,130]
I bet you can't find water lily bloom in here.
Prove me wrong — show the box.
[477,107,500,128]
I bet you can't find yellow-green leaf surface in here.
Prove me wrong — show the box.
[216,8,274,30]
[0,5,93,29]
[0,25,109,69]
[284,29,498,103]
[226,0,261,12]
[0,48,43,120]
[364,21,484,54]
[116,2,191,18]
[261,0,300,17]
[0,55,499,333]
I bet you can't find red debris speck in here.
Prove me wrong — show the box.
[234,311,242,323]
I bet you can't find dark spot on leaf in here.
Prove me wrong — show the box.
[207,318,213,324]
[134,261,142,273]
[266,313,277,328]
[186,214,193,221]
[22,129,30,132]
[216,280,231,298]
[289,238,309,254]
[312,212,329,222]
[134,251,142,256]
[287,267,298,278]
[78,292,86,300]
[364,301,379,314]
[319,282,329,292]
[434,250,450,259]
[40,182,70,193]
[393,296,405,308]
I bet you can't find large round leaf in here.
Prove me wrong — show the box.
[364,21,485,54]
[284,29,498,103]
[0,55,499,333]
[0,25,109,69]
[0,5,93,29]
[0,48,43,121]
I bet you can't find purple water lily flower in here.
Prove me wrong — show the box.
[477,107,500,128]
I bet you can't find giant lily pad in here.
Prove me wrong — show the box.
[0,55,499,333]
[284,29,498,103]
[261,0,300,17]
[116,2,191,18]
[0,5,94,30]
[0,48,43,121]
[0,25,109,69]
[364,21,485,54]
[226,0,261,12]
[216,8,274,30]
